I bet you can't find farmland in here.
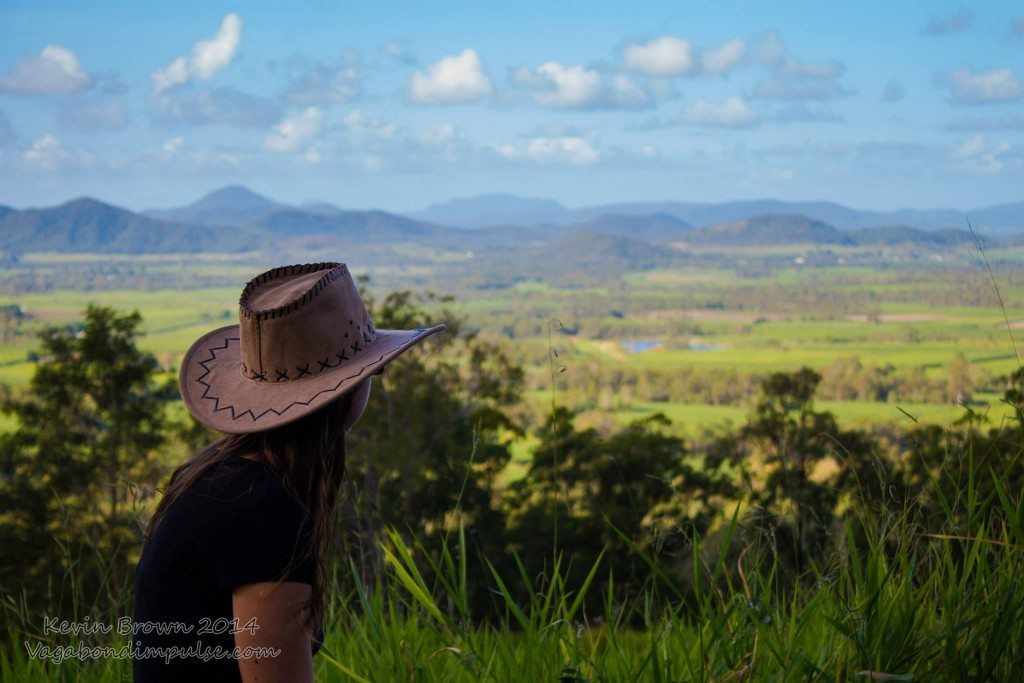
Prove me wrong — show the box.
[1,238,1020,442]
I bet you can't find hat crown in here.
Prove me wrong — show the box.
[237,262,378,383]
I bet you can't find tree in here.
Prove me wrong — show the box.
[716,368,885,577]
[947,352,974,404]
[505,409,728,616]
[0,304,23,343]
[342,284,524,610]
[0,306,166,611]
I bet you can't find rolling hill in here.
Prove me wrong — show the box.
[0,198,261,254]
[250,208,441,243]
[850,226,975,247]
[687,215,852,247]
[145,186,286,226]
[533,230,683,271]
[561,213,693,244]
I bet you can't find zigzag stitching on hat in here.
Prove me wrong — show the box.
[238,262,348,321]
[195,330,431,424]
[195,335,241,419]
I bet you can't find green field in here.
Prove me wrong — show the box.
[1,245,1021,442]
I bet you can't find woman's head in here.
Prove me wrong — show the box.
[149,380,371,632]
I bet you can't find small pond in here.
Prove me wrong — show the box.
[621,339,663,353]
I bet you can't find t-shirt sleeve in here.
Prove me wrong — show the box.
[196,482,315,591]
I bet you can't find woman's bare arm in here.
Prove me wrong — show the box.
[233,581,314,683]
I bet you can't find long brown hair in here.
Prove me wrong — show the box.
[147,391,353,633]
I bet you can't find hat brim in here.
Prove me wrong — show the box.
[179,323,446,434]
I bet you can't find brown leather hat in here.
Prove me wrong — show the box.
[179,262,445,433]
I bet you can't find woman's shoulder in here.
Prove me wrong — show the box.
[191,456,299,510]
[191,456,315,590]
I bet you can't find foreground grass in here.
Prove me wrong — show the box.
[4,460,1023,682]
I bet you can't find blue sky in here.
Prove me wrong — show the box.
[0,1,1022,212]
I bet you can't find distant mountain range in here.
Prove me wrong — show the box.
[415,193,568,228]
[0,191,444,255]
[0,185,1012,257]
[0,198,263,254]
[413,193,1023,235]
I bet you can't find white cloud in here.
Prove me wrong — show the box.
[952,134,1010,174]
[756,30,840,77]
[682,96,758,127]
[162,136,184,153]
[514,62,650,109]
[408,49,492,104]
[24,134,69,170]
[22,134,92,171]
[0,45,91,94]
[304,142,323,165]
[516,62,600,106]
[380,41,414,64]
[419,123,456,146]
[944,67,1024,104]
[285,55,360,104]
[151,13,242,93]
[262,107,324,153]
[342,109,395,139]
[192,13,242,78]
[624,36,695,76]
[752,31,847,101]
[414,123,463,163]
[701,38,747,75]
[492,134,600,165]
[953,135,986,159]
[151,57,189,93]
[123,143,246,173]
[756,30,787,65]
[624,35,747,78]
[362,154,383,171]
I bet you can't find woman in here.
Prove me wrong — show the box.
[133,262,444,682]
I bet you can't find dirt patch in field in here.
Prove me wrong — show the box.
[24,309,79,320]
[591,339,631,360]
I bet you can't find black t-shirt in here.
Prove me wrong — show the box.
[132,456,319,683]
